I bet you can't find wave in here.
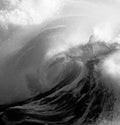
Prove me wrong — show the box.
[0,42,116,125]
[0,1,120,125]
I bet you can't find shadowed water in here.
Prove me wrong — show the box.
[0,43,116,125]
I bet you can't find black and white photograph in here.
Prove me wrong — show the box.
[0,0,120,125]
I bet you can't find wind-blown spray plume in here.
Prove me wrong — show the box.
[0,1,120,125]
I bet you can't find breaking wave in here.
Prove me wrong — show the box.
[0,0,120,125]
[0,41,118,125]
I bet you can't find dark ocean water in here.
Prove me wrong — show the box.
[0,43,116,125]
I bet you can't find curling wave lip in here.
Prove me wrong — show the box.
[0,0,120,107]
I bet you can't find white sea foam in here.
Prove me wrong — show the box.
[0,0,64,27]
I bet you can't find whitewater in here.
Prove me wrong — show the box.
[0,0,120,125]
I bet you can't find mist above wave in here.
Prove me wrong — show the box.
[0,0,120,125]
